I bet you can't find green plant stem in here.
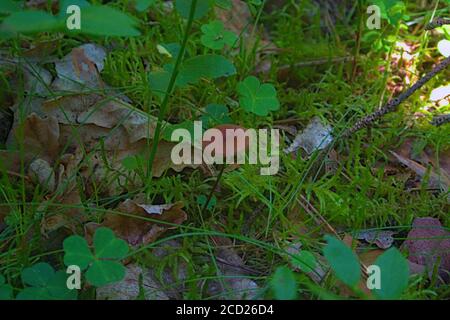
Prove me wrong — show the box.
[200,164,225,214]
[145,0,198,199]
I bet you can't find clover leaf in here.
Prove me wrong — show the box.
[201,104,232,128]
[201,20,237,50]
[237,76,280,116]
[16,263,77,300]
[0,274,13,300]
[63,227,129,287]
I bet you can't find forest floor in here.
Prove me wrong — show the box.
[0,0,449,300]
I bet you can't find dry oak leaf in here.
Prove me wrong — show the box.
[96,264,169,300]
[102,198,187,247]
[52,44,106,92]
[40,188,85,235]
[209,232,260,300]
[390,151,449,195]
[8,113,60,163]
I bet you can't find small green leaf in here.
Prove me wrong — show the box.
[122,156,140,171]
[0,275,13,300]
[21,263,54,287]
[157,43,181,59]
[237,76,280,116]
[249,0,262,6]
[371,0,408,25]
[58,0,90,17]
[177,54,236,85]
[200,20,237,50]
[271,266,297,300]
[291,250,317,273]
[86,260,126,287]
[79,5,141,37]
[201,104,232,128]
[175,0,213,19]
[18,263,77,300]
[16,287,49,300]
[148,68,171,99]
[135,0,156,12]
[94,227,129,260]
[0,0,23,14]
[373,248,409,300]
[63,235,94,270]
[323,235,361,287]
[46,271,77,300]
[196,194,217,210]
[162,120,198,141]
[2,11,62,34]
[214,0,232,10]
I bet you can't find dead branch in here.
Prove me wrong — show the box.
[343,56,450,138]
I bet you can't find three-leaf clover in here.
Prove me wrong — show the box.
[0,274,13,300]
[16,263,77,300]
[63,227,129,287]
[201,20,238,50]
[237,76,280,116]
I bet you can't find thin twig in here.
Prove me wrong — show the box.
[201,164,225,214]
[431,113,450,126]
[343,56,450,138]
[425,17,450,30]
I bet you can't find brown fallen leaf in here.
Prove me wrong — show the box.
[40,188,85,235]
[216,0,277,72]
[96,264,169,300]
[390,151,450,193]
[209,234,260,300]
[101,197,187,248]
[0,205,9,233]
[8,113,60,164]
[0,150,21,173]
[215,0,251,36]
[28,158,56,192]
[401,217,450,283]
[52,44,106,92]
[355,229,396,249]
